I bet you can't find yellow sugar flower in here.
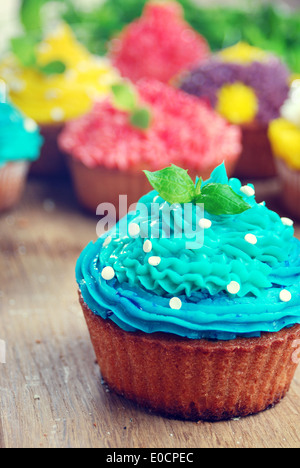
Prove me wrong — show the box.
[0,23,119,125]
[219,42,268,65]
[216,82,258,125]
[268,118,300,170]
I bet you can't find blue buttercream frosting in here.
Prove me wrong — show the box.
[76,164,300,340]
[0,90,42,167]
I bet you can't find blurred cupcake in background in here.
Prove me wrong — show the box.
[180,42,290,179]
[0,82,42,212]
[59,79,241,215]
[0,24,119,176]
[109,1,210,84]
[268,81,300,220]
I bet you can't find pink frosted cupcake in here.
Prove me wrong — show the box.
[59,79,241,215]
[109,1,210,84]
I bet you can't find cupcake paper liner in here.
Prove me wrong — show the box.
[234,123,277,179]
[81,295,300,421]
[68,156,238,217]
[30,123,66,177]
[0,161,29,212]
[276,159,300,220]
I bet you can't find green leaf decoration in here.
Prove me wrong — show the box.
[38,60,67,75]
[144,164,252,216]
[144,166,196,205]
[111,83,137,112]
[20,0,45,33]
[130,107,152,130]
[195,183,251,215]
[11,36,38,68]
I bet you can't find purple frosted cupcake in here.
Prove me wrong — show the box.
[180,42,290,179]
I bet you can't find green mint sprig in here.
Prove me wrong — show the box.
[10,36,66,76]
[144,165,251,216]
[111,83,152,131]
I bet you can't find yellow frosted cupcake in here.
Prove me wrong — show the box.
[269,80,300,219]
[0,24,119,176]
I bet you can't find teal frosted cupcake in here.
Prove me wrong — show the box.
[77,164,300,421]
[0,84,42,212]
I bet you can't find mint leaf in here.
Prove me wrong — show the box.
[20,0,45,33]
[11,36,37,67]
[130,107,151,130]
[38,60,67,75]
[144,166,196,205]
[111,83,137,112]
[195,183,251,215]
[195,177,203,196]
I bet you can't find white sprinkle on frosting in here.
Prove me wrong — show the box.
[148,256,161,267]
[199,218,212,229]
[281,217,294,227]
[128,222,140,237]
[169,297,182,310]
[101,266,115,281]
[103,236,112,247]
[50,107,65,122]
[279,289,292,303]
[143,240,152,253]
[153,195,159,203]
[227,281,241,295]
[240,185,255,197]
[24,119,38,133]
[244,233,258,245]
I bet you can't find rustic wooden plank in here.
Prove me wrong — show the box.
[0,177,299,448]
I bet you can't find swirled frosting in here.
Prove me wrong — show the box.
[0,24,119,125]
[76,164,300,340]
[0,96,42,167]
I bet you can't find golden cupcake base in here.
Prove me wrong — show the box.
[81,295,300,421]
[0,161,29,213]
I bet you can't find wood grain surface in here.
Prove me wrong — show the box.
[0,176,299,449]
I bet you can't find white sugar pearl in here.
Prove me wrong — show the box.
[103,236,112,247]
[50,107,65,122]
[24,119,38,133]
[227,281,241,295]
[244,233,258,245]
[143,240,152,253]
[199,218,212,229]
[128,223,140,237]
[169,297,182,310]
[101,266,115,281]
[240,185,255,197]
[281,217,294,227]
[279,290,292,303]
[148,256,161,266]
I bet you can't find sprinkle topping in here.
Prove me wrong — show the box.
[281,217,294,227]
[227,281,241,295]
[148,256,161,267]
[240,185,255,197]
[279,289,292,303]
[199,218,212,229]
[101,266,115,281]
[169,297,182,310]
[128,222,140,237]
[50,107,65,122]
[143,240,152,253]
[244,233,258,245]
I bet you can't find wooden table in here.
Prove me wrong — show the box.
[0,176,299,449]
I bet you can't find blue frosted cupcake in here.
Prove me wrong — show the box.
[0,84,42,212]
[77,164,300,421]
